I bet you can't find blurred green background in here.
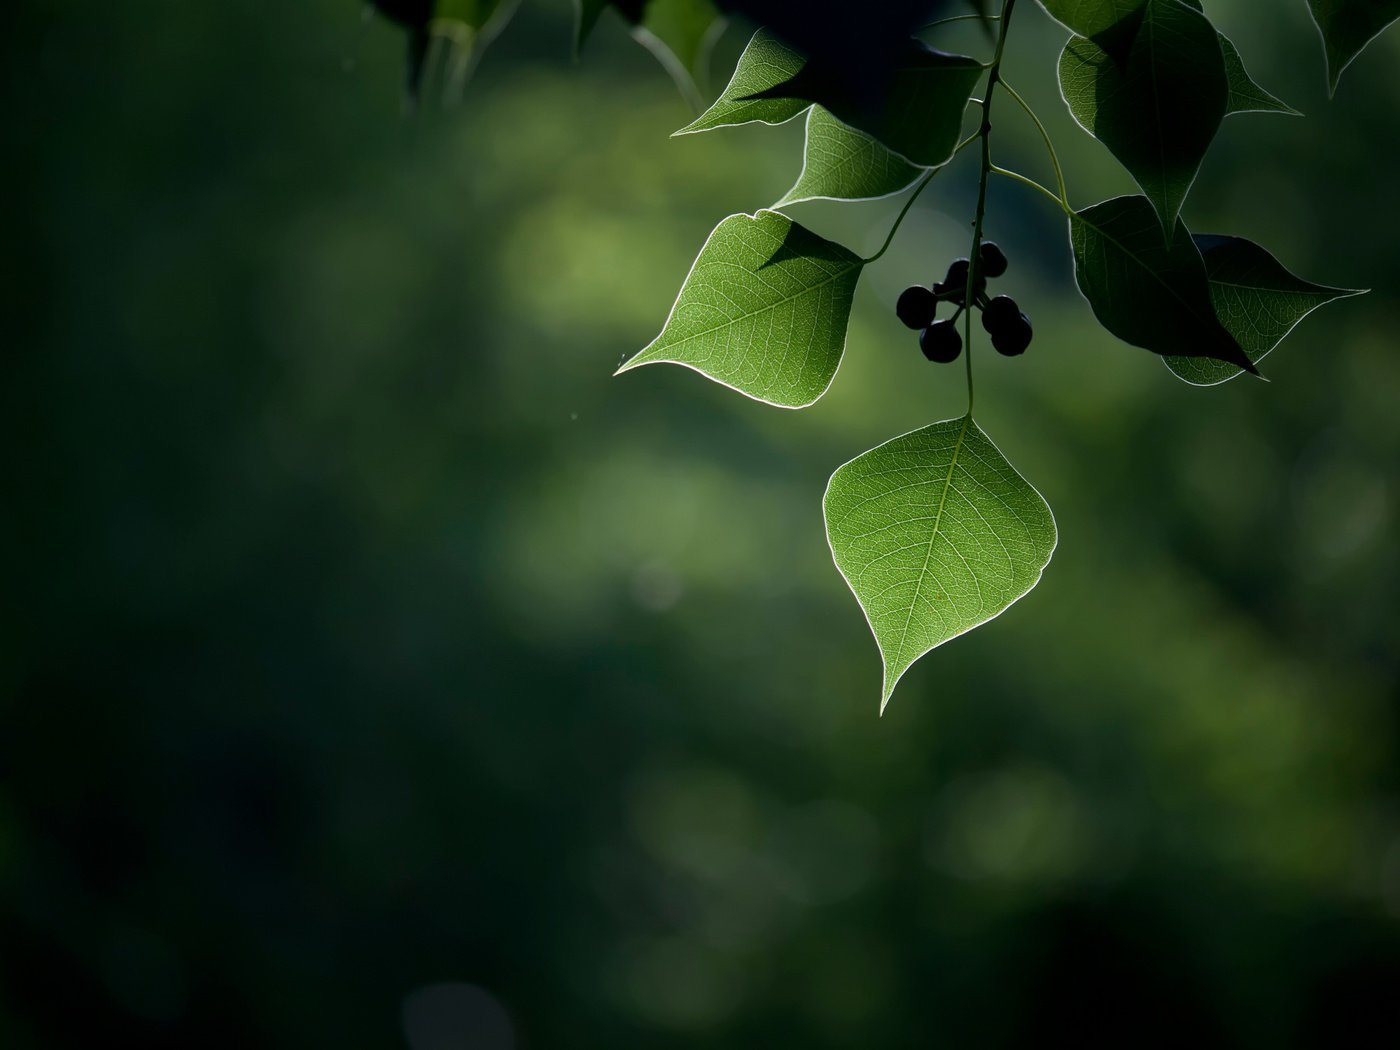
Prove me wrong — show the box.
[4,1,1399,1046]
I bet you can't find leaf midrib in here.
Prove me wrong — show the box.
[892,414,971,667]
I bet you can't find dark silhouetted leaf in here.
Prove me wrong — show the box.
[740,40,982,166]
[1166,235,1363,384]
[1069,196,1256,374]
[1058,0,1227,230]
[1218,32,1300,116]
[1307,0,1400,93]
[1037,0,1147,58]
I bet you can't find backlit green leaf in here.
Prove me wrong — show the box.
[1166,234,1363,385]
[1307,0,1400,93]
[775,107,927,207]
[825,416,1057,712]
[1058,0,1227,230]
[1069,196,1256,374]
[616,211,863,408]
[674,30,810,135]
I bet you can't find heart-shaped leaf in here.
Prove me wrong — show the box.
[617,211,863,408]
[775,107,927,207]
[1307,0,1400,93]
[1069,195,1256,374]
[1165,234,1363,385]
[1058,0,1227,230]
[825,416,1057,712]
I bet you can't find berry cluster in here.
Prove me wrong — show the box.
[895,241,1033,363]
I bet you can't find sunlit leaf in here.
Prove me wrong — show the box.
[775,107,927,207]
[675,30,810,134]
[1307,0,1400,93]
[1070,195,1257,374]
[616,210,863,408]
[825,416,1057,712]
[1166,234,1363,385]
[1058,0,1227,230]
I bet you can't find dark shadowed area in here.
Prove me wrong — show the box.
[3,1,1399,1047]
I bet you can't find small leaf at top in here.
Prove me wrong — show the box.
[775,107,927,207]
[616,211,863,408]
[1037,0,1148,58]
[1069,195,1257,374]
[674,30,810,134]
[825,416,1057,712]
[1165,235,1363,385]
[1307,0,1400,93]
[1218,32,1300,117]
[1058,0,1227,231]
[737,40,982,167]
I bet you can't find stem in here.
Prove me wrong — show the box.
[863,133,979,264]
[919,13,1001,31]
[990,165,1071,214]
[999,79,1069,207]
[963,0,1019,415]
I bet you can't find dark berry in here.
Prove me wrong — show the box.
[941,257,985,303]
[920,320,963,363]
[979,241,1009,278]
[991,314,1033,356]
[981,294,1021,333]
[896,285,938,329]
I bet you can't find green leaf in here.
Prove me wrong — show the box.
[616,211,863,408]
[1165,235,1363,385]
[1307,0,1400,93]
[824,416,1057,712]
[774,107,927,207]
[1037,0,1148,57]
[675,30,811,135]
[1058,0,1227,230]
[437,0,508,28]
[631,0,726,110]
[738,41,983,167]
[574,0,611,51]
[1069,195,1257,374]
[1218,32,1300,116]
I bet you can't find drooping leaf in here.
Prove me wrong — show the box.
[675,29,810,134]
[738,40,983,166]
[616,210,863,408]
[1218,32,1300,116]
[1069,195,1257,374]
[824,416,1057,712]
[1037,0,1148,58]
[1165,235,1363,385]
[1058,0,1227,230]
[775,107,927,207]
[1307,0,1400,93]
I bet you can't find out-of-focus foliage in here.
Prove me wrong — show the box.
[2,1,1399,1047]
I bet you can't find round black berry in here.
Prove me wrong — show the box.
[981,294,1021,333]
[896,285,938,329]
[979,241,1009,278]
[920,320,963,363]
[941,257,985,303]
[991,314,1033,356]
